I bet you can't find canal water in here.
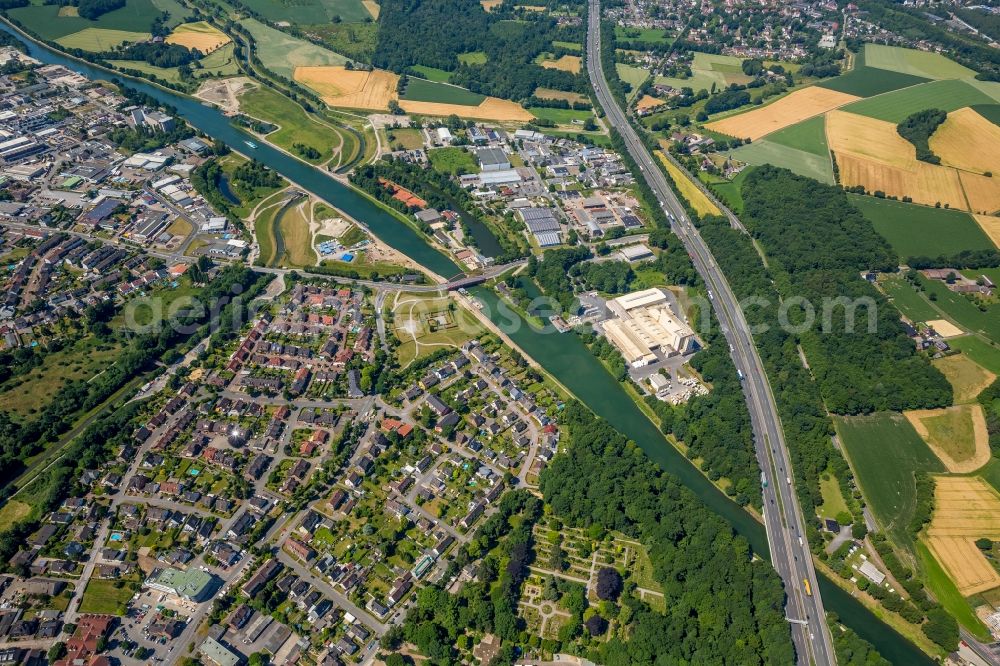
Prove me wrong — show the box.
[0,22,461,279]
[0,21,932,664]
[471,286,934,666]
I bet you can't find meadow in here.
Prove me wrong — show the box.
[276,201,317,267]
[836,412,944,546]
[241,0,373,24]
[615,63,649,102]
[528,106,593,124]
[243,18,347,79]
[428,147,478,175]
[863,43,976,80]
[410,65,452,83]
[766,114,829,155]
[850,195,994,258]
[401,78,486,106]
[729,139,832,184]
[842,79,996,124]
[949,336,1000,375]
[9,0,159,41]
[879,274,941,323]
[458,51,487,65]
[239,85,336,164]
[614,26,670,44]
[704,166,753,213]
[388,292,483,366]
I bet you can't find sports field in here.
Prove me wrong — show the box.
[842,79,996,124]
[849,195,994,258]
[166,21,230,53]
[401,78,486,106]
[930,107,1000,177]
[836,412,945,544]
[9,0,159,42]
[864,43,975,81]
[243,18,347,79]
[706,86,859,140]
[933,354,996,404]
[656,152,720,217]
[926,476,1000,595]
[905,405,989,473]
[241,0,372,24]
[540,54,581,74]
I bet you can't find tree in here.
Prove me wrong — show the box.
[977,537,993,550]
[48,643,66,662]
[585,614,608,636]
[922,607,958,651]
[595,567,622,601]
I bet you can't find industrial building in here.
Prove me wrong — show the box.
[146,567,219,602]
[603,288,695,367]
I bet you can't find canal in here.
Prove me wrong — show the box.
[1,21,932,664]
[471,285,934,666]
[0,22,462,280]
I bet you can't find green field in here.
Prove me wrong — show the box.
[78,579,134,615]
[817,471,851,521]
[977,457,1000,495]
[729,139,833,183]
[239,85,335,163]
[108,59,183,84]
[0,501,32,532]
[864,43,975,80]
[410,65,451,82]
[705,165,753,213]
[842,79,996,123]
[818,65,929,98]
[242,18,347,79]
[428,147,478,175]
[150,0,192,25]
[301,21,377,62]
[241,0,372,24]
[917,540,992,639]
[766,115,829,155]
[836,412,944,545]
[387,128,425,150]
[917,276,1000,342]
[950,336,1000,375]
[656,52,750,94]
[552,40,581,52]
[880,275,941,323]
[971,103,1000,128]
[197,42,240,77]
[457,51,487,65]
[850,195,994,258]
[614,26,670,43]
[9,0,159,41]
[616,64,649,103]
[401,78,485,105]
[528,106,593,125]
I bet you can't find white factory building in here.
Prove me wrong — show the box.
[603,288,695,367]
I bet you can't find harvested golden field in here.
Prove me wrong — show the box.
[835,152,967,209]
[826,110,915,169]
[541,55,581,74]
[294,66,399,110]
[480,0,503,10]
[960,171,1000,216]
[926,476,1000,595]
[534,87,588,104]
[636,95,664,112]
[974,214,1000,247]
[656,151,720,217]
[930,107,1000,177]
[166,21,231,53]
[400,97,534,121]
[362,0,380,18]
[705,87,860,141]
[904,404,989,473]
[933,353,997,403]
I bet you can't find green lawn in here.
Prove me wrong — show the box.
[614,26,670,43]
[197,43,240,77]
[863,43,975,80]
[241,18,347,79]
[79,579,134,615]
[9,0,159,41]
[729,139,832,184]
[410,65,452,83]
[238,85,336,164]
[401,78,485,105]
[836,412,944,546]
[428,147,478,175]
[879,275,940,323]
[457,51,487,65]
[616,63,649,102]
[241,0,372,24]
[950,336,1000,375]
[528,106,593,124]
[704,166,753,213]
[917,540,992,639]
[766,114,829,156]
[842,79,996,123]
[850,195,994,259]
[817,471,851,521]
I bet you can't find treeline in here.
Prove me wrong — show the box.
[908,248,1000,270]
[978,376,1000,456]
[540,403,793,664]
[828,615,891,666]
[739,166,951,414]
[108,42,200,68]
[374,0,589,101]
[897,109,946,164]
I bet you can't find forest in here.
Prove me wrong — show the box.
[108,42,200,68]
[540,402,793,664]
[373,0,589,101]
[896,109,946,164]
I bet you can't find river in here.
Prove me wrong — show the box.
[0,22,461,279]
[2,21,933,664]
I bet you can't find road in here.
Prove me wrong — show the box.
[586,5,835,665]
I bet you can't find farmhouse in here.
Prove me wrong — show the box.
[603,288,695,367]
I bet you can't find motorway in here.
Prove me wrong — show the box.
[585,4,836,664]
